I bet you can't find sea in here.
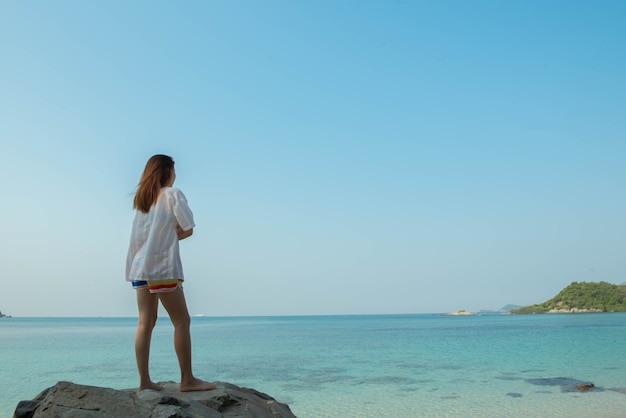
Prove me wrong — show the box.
[1,313,626,418]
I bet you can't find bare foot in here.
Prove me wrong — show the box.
[138,381,164,391]
[180,377,217,392]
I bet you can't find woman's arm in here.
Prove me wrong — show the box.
[176,225,193,240]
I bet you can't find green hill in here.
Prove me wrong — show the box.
[513,281,626,314]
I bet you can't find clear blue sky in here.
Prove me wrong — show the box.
[1,1,624,317]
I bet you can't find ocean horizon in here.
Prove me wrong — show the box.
[2,313,626,417]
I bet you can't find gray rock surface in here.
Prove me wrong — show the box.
[14,381,296,418]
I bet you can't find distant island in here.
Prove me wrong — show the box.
[444,309,476,316]
[512,281,626,314]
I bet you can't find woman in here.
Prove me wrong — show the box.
[126,154,215,392]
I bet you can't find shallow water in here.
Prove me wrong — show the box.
[1,313,626,417]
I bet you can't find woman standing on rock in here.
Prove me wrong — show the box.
[126,154,215,392]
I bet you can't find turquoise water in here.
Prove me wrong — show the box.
[2,313,626,417]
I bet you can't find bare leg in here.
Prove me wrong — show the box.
[135,288,163,391]
[158,287,216,392]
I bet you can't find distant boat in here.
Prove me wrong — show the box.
[0,310,11,318]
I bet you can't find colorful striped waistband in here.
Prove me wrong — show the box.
[131,279,183,293]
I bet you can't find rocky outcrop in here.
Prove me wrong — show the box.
[576,383,595,391]
[14,381,296,418]
[444,310,476,316]
[547,308,603,313]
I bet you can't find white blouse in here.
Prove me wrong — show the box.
[126,187,195,282]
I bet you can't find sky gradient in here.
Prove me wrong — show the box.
[1,0,625,317]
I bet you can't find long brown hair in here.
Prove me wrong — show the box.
[133,154,175,213]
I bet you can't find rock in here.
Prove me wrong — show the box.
[13,400,40,418]
[13,381,296,418]
[576,383,595,391]
[546,308,604,313]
